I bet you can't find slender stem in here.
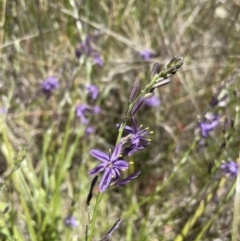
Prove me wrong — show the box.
[87,192,104,241]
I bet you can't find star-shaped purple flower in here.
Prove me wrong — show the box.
[89,143,129,192]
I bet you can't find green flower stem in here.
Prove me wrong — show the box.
[87,192,104,241]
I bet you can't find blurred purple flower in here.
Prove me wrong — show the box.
[86,84,99,100]
[92,105,101,115]
[75,36,104,67]
[81,35,92,55]
[64,216,78,228]
[144,95,161,107]
[41,76,59,97]
[93,54,104,67]
[85,126,95,135]
[88,143,129,192]
[0,108,7,114]
[75,104,91,124]
[221,160,238,177]
[139,49,154,61]
[117,171,141,186]
[200,114,220,137]
[119,117,152,156]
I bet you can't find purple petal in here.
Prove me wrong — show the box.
[111,168,120,181]
[123,125,134,133]
[88,163,107,175]
[90,150,109,163]
[116,124,134,134]
[110,143,123,162]
[113,160,129,170]
[99,168,112,192]
[131,117,138,133]
[117,171,141,186]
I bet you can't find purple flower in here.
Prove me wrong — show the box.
[80,35,92,56]
[41,76,59,97]
[85,126,95,135]
[139,49,154,61]
[64,216,78,228]
[92,105,101,115]
[93,54,104,67]
[86,84,99,100]
[221,160,238,177]
[0,108,7,114]
[200,114,220,137]
[88,143,129,192]
[120,117,152,156]
[144,95,161,107]
[75,104,91,124]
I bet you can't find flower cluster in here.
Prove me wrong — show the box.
[88,57,184,192]
[89,116,152,192]
[75,35,103,67]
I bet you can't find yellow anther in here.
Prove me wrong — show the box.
[129,161,134,164]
